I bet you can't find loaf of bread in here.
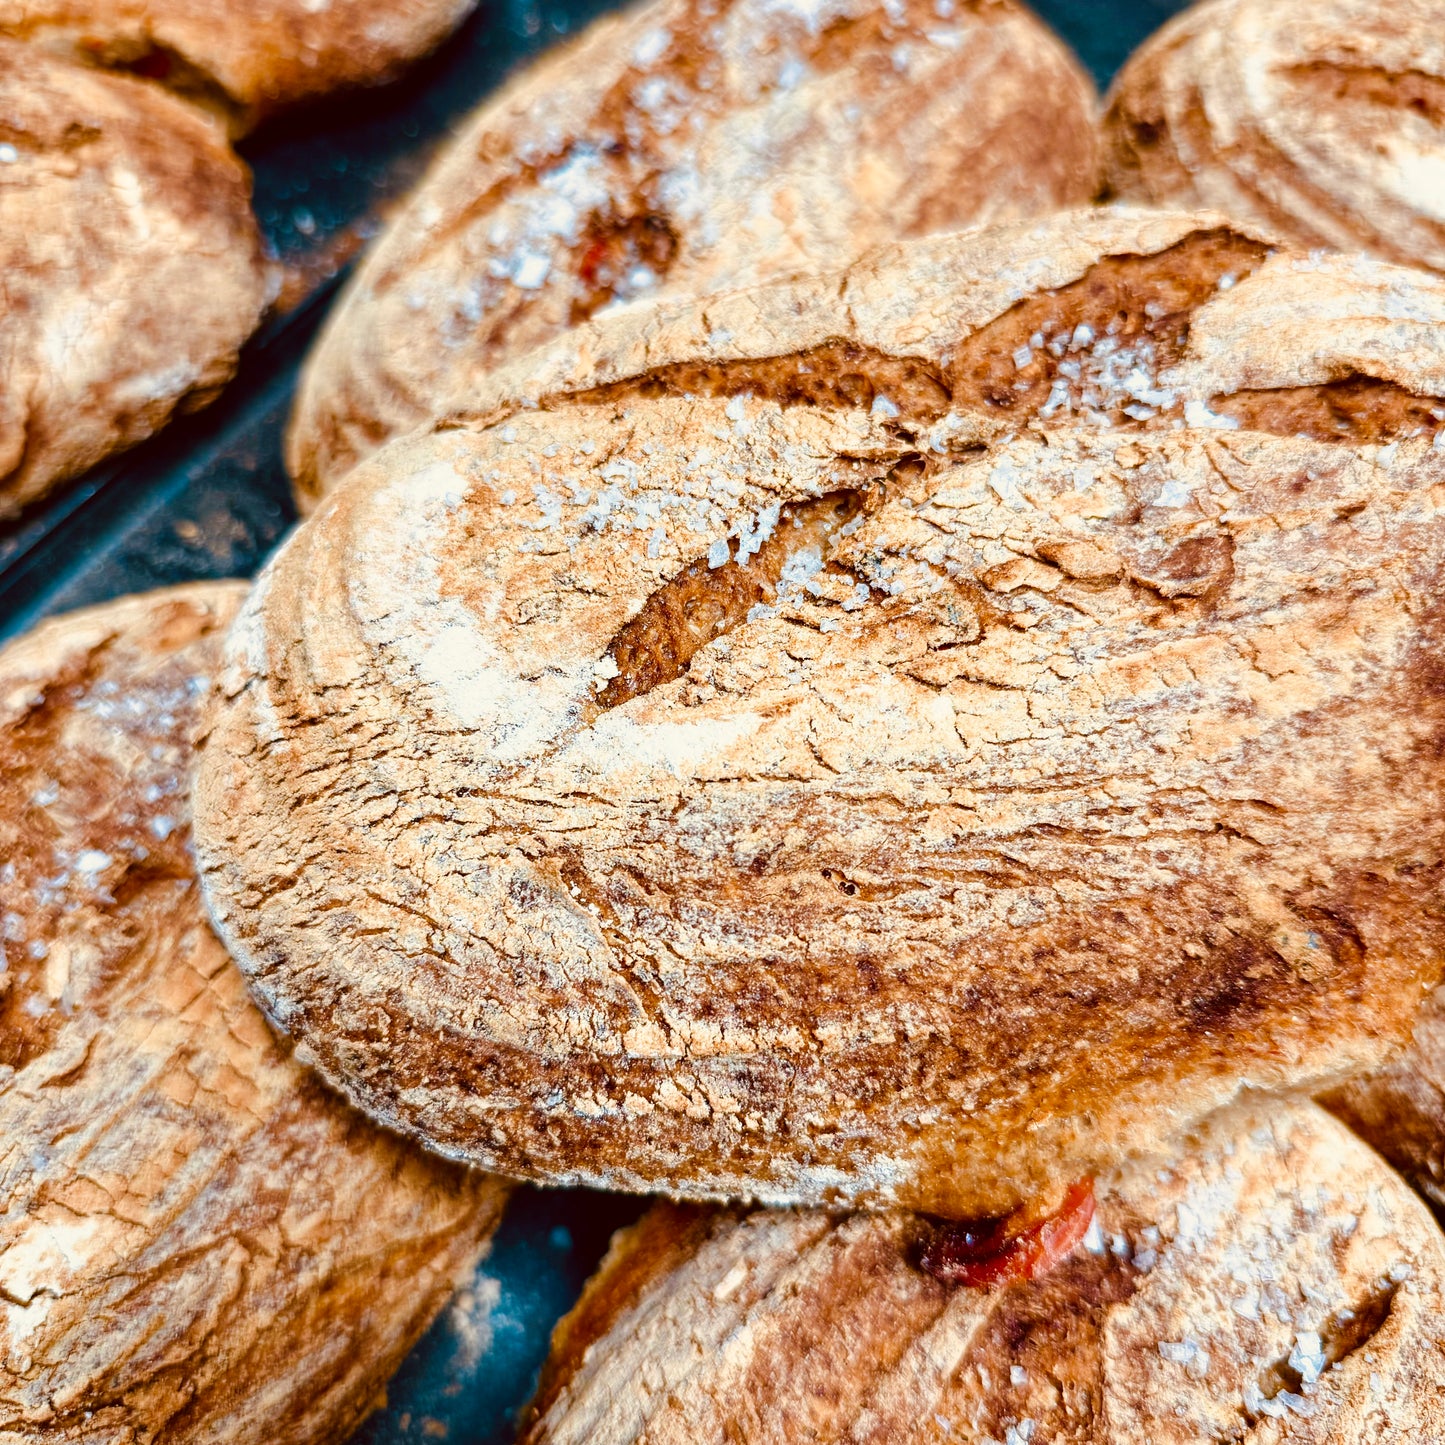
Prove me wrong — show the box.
[1103,0,1445,276]
[196,333,1445,1220]
[286,0,1100,504]
[0,585,508,1443]
[0,41,269,520]
[0,0,478,133]
[523,1097,1445,1444]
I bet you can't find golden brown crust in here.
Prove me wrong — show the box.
[523,1098,1445,1444]
[286,0,1101,502]
[195,374,1445,1219]
[0,0,478,133]
[0,41,269,520]
[1102,0,1445,275]
[0,585,508,1444]
[373,209,1445,490]
[1324,989,1445,1217]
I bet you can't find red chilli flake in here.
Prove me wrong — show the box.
[920,1180,1096,1289]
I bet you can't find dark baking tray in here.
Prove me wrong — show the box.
[0,2,1189,1439]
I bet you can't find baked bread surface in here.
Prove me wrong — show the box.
[0,40,269,519]
[1103,0,1445,276]
[0,585,507,1444]
[524,1098,1445,1443]
[197,341,1445,1217]
[0,0,478,132]
[286,0,1101,502]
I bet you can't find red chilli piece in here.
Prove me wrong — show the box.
[920,1179,1096,1289]
[127,48,174,80]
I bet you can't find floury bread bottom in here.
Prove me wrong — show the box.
[0,585,507,1445]
[194,373,1445,1222]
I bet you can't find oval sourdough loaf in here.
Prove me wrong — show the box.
[0,585,508,1444]
[523,1098,1445,1445]
[196,327,1445,1218]
[0,0,478,133]
[1103,0,1445,276]
[286,0,1101,504]
[0,41,269,520]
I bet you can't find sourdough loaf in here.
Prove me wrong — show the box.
[524,1098,1445,1444]
[195,381,1445,1218]
[0,41,269,519]
[0,585,507,1443]
[0,0,478,133]
[1103,0,1445,276]
[286,0,1100,503]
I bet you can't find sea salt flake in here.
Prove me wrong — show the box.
[707,539,731,568]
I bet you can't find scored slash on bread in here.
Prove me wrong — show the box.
[447,207,1445,447]
[286,0,1101,504]
[521,1098,1445,1444]
[0,0,480,134]
[0,585,507,1444]
[0,40,269,520]
[1102,0,1445,277]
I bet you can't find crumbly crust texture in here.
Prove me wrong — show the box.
[0,41,269,519]
[524,1098,1445,1444]
[1102,0,1445,275]
[0,0,478,132]
[448,208,1445,448]
[196,367,1445,1217]
[286,0,1100,501]
[0,585,507,1444]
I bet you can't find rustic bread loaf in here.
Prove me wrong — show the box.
[0,41,269,520]
[196,373,1445,1219]
[1102,0,1445,276]
[523,1098,1445,1445]
[286,0,1101,503]
[0,0,478,133]
[0,584,508,1444]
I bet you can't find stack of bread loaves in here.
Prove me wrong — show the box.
[13,0,1445,1440]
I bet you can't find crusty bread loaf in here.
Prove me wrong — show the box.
[1103,0,1445,276]
[523,1097,1445,1444]
[0,585,508,1444]
[0,0,478,133]
[195,364,1445,1219]
[0,41,269,520]
[286,0,1101,503]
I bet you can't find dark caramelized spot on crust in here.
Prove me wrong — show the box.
[946,230,1270,421]
[920,1180,1096,1288]
[597,486,871,709]
[1216,376,1445,443]
[569,212,680,325]
[571,339,953,419]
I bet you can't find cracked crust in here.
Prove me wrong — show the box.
[450,207,1445,444]
[195,390,1445,1220]
[1103,0,1445,276]
[0,41,269,520]
[299,206,1445,508]
[285,0,1101,502]
[0,0,477,134]
[523,1097,1445,1444]
[0,584,508,1444]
